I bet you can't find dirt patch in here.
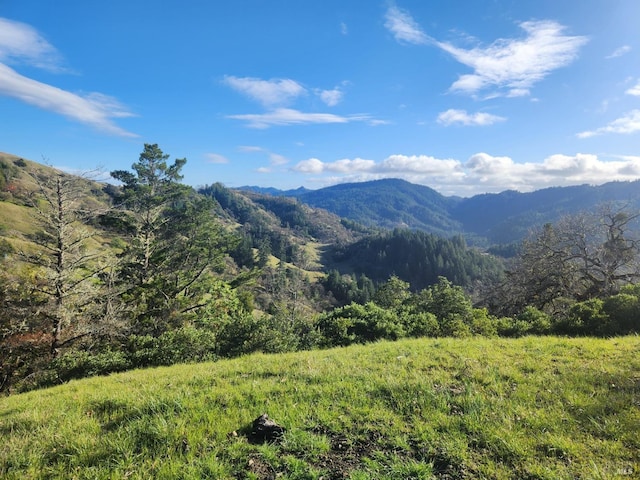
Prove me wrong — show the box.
[308,426,380,479]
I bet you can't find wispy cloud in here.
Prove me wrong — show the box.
[384,4,429,45]
[269,153,288,166]
[606,45,631,59]
[293,152,640,196]
[227,108,373,128]
[205,153,229,164]
[0,63,136,137]
[237,144,289,169]
[0,17,64,71]
[437,109,506,126]
[237,145,265,153]
[222,76,306,107]
[437,20,588,97]
[577,110,640,138]
[626,80,640,97]
[0,16,136,136]
[340,22,348,35]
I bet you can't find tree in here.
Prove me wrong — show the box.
[490,206,640,315]
[18,169,112,356]
[372,275,411,309]
[111,144,235,335]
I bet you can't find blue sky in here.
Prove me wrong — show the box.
[1,1,639,196]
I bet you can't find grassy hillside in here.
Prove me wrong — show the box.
[1,336,638,479]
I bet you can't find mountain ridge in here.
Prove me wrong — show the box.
[238,178,640,244]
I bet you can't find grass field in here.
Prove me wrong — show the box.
[1,336,639,479]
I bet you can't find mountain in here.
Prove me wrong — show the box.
[240,178,463,237]
[453,181,640,243]
[237,185,311,196]
[241,178,640,245]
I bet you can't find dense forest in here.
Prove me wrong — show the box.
[2,145,640,394]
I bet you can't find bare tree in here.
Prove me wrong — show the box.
[487,205,640,315]
[18,168,113,356]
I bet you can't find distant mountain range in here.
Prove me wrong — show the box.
[238,178,640,245]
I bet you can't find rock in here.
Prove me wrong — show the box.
[249,413,285,443]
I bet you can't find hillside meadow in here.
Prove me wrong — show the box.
[1,336,639,479]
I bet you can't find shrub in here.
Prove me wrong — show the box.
[603,293,640,335]
[470,308,498,336]
[516,306,552,334]
[400,311,440,337]
[127,327,218,368]
[565,298,606,335]
[52,349,131,382]
[317,302,405,347]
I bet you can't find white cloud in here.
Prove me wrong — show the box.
[384,5,429,45]
[227,108,372,128]
[606,45,631,59]
[293,154,458,176]
[0,63,136,137]
[0,17,135,136]
[222,76,306,107]
[437,109,506,126]
[436,20,587,97]
[205,153,229,164]
[626,80,640,97]
[340,22,348,35]
[0,17,64,71]
[269,153,288,165]
[577,110,640,138]
[237,145,265,153]
[292,152,640,196]
[317,87,344,107]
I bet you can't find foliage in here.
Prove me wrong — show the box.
[322,270,375,306]
[335,228,504,291]
[110,144,237,336]
[489,206,640,316]
[317,302,405,347]
[1,336,638,479]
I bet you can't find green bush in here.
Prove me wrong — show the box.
[128,327,218,367]
[517,306,552,334]
[400,311,440,337]
[603,293,640,335]
[565,298,606,335]
[52,349,131,381]
[470,308,498,336]
[317,302,405,347]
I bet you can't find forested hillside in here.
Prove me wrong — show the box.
[248,178,640,245]
[2,148,640,395]
[0,148,506,393]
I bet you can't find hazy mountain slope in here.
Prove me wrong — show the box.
[292,178,462,236]
[452,181,640,243]
[246,178,640,245]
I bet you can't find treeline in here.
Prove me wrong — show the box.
[332,229,505,291]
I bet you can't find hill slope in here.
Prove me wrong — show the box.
[248,178,640,245]
[285,178,461,236]
[2,336,638,479]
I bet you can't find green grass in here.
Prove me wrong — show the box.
[1,336,639,479]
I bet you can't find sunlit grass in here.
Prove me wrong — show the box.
[1,336,639,479]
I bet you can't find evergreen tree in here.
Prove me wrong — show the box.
[111,144,235,335]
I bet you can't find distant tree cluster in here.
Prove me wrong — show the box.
[334,229,505,291]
